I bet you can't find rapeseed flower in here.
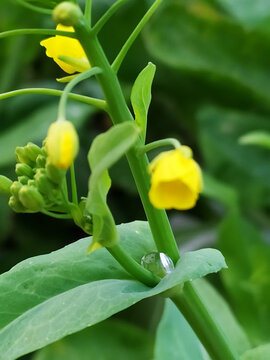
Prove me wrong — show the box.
[40,24,90,74]
[46,121,79,169]
[148,147,202,210]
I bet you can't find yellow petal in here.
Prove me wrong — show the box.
[148,148,202,210]
[40,24,90,74]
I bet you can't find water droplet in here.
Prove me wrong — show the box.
[141,252,174,278]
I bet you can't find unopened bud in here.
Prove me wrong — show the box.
[15,147,33,166]
[18,176,29,185]
[18,186,44,212]
[36,154,46,168]
[25,142,42,162]
[35,168,54,194]
[46,120,79,170]
[53,2,83,27]
[15,163,33,178]
[8,196,26,213]
[0,175,13,195]
[10,181,23,197]
[46,161,65,184]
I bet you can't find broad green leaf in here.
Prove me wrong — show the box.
[0,224,225,360]
[155,299,209,360]
[131,62,156,142]
[144,0,270,106]
[86,122,140,250]
[241,344,270,360]
[33,319,154,360]
[0,102,93,167]
[218,212,270,343]
[239,130,270,149]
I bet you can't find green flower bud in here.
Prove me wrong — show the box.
[27,179,36,187]
[8,196,26,213]
[53,2,83,27]
[10,181,23,197]
[15,147,33,166]
[18,185,45,212]
[0,175,13,195]
[36,154,46,168]
[15,163,33,178]
[18,176,29,185]
[25,142,42,162]
[46,161,65,185]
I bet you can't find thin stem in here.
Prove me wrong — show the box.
[16,0,52,14]
[92,0,127,35]
[70,163,78,205]
[0,29,76,39]
[107,244,160,287]
[138,138,181,155]
[58,67,102,120]
[41,210,73,219]
[84,0,93,25]
[171,282,239,360]
[112,0,163,73]
[0,88,107,111]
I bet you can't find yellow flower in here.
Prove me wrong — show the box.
[46,121,79,169]
[148,147,202,210]
[40,24,90,74]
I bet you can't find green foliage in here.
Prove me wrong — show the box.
[239,130,270,149]
[86,122,140,250]
[33,319,154,360]
[131,62,156,142]
[241,344,270,360]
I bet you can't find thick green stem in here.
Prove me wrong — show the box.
[70,163,78,205]
[171,282,239,360]
[75,22,179,263]
[107,245,159,287]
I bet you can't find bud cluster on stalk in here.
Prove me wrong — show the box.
[8,141,67,213]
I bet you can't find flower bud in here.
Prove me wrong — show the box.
[18,186,45,212]
[53,2,83,27]
[45,161,65,184]
[18,176,29,185]
[25,142,43,162]
[10,181,23,197]
[15,163,33,178]
[36,154,46,168]
[15,147,33,166]
[46,120,79,169]
[8,196,26,213]
[0,175,13,195]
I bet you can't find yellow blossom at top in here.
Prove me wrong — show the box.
[148,147,202,210]
[40,24,90,74]
[46,120,79,169]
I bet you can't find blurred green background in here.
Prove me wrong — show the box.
[1,0,270,358]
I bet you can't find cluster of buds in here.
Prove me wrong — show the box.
[8,141,66,213]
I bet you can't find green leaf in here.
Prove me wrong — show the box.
[33,319,154,360]
[239,130,270,149]
[131,62,156,142]
[0,102,93,167]
[218,212,270,343]
[86,122,140,250]
[241,344,270,360]
[0,220,225,359]
[155,299,209,360]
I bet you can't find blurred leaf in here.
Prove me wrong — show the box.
[155,299,209,360]
[33,319,153,360]
[86,122,140,249]
[0,101,94,167]
[131,62,156,142]
[218,212,270,344]
[144,0,270,107]
[239,130,270,149]
[197,106,270,208]
[0,219,225,359]
[241,344,270,360]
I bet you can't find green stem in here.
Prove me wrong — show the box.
[92,0,127,35]
[16,0,52,14]
[138,138,181,155]
[70,163,78,205]
[41,210,73,219]
[107,244,159,287]
[171,282,239,360]
[75,21,180,264]
[58,67,102,120]
[0,88,107,111]
[0,29,76,39]
[84,0,93,25]
[112,0,163,73]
